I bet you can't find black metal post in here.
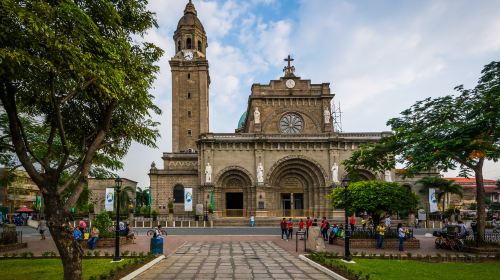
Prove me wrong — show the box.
[113,177,122,262]
[343,176,352,262]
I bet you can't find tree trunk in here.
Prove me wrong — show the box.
[44,193,84,280]
[474,169,486,243]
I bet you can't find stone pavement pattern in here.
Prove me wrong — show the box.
[135,241,332,280]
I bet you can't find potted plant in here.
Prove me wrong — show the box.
[168,200,174,214]
[151,209,159,221]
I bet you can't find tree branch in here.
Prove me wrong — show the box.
[60,77,96,103]
[0,80,44,186]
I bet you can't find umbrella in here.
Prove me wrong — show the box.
[17,207,34,213]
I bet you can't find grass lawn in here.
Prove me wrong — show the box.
[336,259,499,280]
[0,258,135,280]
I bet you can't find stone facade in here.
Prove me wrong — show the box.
[149,1,401,219]
[87,178,137,214]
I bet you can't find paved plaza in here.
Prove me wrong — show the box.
[135,241,332,280]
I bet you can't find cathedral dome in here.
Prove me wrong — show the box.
[177,0,205,33]
[237,111,247,129]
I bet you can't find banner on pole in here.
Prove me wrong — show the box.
[184,188,193,212]
[105,188,114,212]
[429,188,438,213]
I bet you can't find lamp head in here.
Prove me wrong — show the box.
[342,175,350,187]
[115,177,123,188]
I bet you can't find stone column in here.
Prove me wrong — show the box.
[314,186,319,218]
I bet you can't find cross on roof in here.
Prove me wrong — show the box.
[283,54,296,77]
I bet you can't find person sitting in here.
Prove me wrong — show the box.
[125,223,135,244]
[73,227,83,241]
[87,226,99,250]
[457,220,468,239]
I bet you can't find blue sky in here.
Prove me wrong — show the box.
[121,0,500,188]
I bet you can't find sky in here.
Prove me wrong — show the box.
[119,0,500,188]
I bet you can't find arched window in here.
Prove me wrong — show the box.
[177,40,181,52]
[198,40,202,52]
[187,73,190,79]
[186,38,192,49]
[173,184,184,203]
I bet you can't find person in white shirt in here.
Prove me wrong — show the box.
[385,216,391,229]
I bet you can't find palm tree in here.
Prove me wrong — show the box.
[417,176,463,212]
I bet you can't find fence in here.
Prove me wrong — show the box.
[465,233,500,247]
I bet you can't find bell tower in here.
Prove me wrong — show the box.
[170,0,210,152]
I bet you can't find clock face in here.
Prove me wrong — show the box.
[279,113,303,134]
[286,79,295,89]
[184,50,194,61]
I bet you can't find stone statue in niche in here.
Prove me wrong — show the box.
[384,170,392,182]
[331,163,339,183]
[324,107,330,124]
[205,162,212,183]
[257,162,264,183]
[254,107,261,124]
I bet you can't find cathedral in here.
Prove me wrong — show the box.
[149,1,394,219]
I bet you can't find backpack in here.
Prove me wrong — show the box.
[326,222,330,230]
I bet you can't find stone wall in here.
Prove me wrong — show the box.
[334,238,420,249]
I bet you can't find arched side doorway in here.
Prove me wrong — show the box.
[214,167,253,217]
[267,156,327,218]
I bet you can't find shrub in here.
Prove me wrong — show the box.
[131,251,137,256]
[122,250,130,256]
[104,251,110,257]
[139,252,145,257]
[93,212,113,238]
[407,252,412,258]
[86,251,93,257]
[93,250,101,257]
[10,253,18,258]
[20,251,34,258]
[361,252,366,257]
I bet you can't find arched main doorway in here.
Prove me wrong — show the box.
[214,167,253,217]
[267,156,328,218]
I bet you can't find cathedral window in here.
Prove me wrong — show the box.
[187,92,191,99]
[173,184,184,203]
[186,38,192,49]
[187,129,192,136]
[197,40,202,52]
[279,113,304,134]
[188,111,191,117]
[188,73,191,79]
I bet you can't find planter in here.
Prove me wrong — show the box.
[334,238,420,249]
[0,243,28,252]
[79,236,131,249]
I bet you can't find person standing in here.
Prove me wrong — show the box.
[280,218,288,240]
[361,216,367,231]
[37,217,47,240]
[306,217,313,238]
[287,218,294,240]
[397,223,406,252]
[376,222,385,249]
[321,217,330,241]
[349,214,356,232]
[250,214,255,227]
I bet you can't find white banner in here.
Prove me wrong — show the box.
[429,188,438,213]
[105,188,114,212]
[184,188,193,212]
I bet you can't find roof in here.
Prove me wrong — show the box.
[177,0,205,32]
[444,177,499,193]
[445,177,496,184]
[237,111,247,129]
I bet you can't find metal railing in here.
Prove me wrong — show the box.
[465,233,500,247]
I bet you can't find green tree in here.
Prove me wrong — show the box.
[0,1,162,279]
[343,61,500,242]
[416,177,463,212]
[329,180,419,226]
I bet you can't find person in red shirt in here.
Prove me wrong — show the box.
[349,214,356,232]
[306,216,313,239]
[287,218,294,240]
[280,218,288,240]
[299,219,305,231]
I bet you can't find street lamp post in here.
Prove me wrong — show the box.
[113,177,123,262]
[342,176,352,262]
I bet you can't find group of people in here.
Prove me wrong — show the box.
[280,217,313,241]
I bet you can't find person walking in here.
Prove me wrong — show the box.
[349,214,356,232]
[376,222,385,249]
[280,218,288,240]
[37,217,47,240]
[397,223,406,252]
[287,218,294,240]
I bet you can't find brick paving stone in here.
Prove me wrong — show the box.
[134,241,331,280]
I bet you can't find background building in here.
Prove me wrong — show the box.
[87,178,138,214]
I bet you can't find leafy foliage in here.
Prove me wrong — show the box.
[93,212,113,238]
[329,180,419,224]
[416,176,463,211]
